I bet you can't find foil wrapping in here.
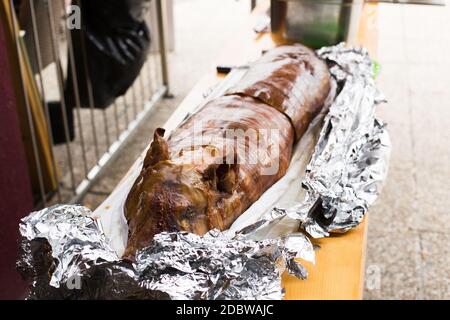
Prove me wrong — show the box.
[264,44,391,238]
[17,205,313,300]
[18,205,118,288]
[16,44,390,299]
[136,230,313,300]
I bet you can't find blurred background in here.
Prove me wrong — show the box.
[0,0,449,299]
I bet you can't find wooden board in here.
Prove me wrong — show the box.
[98,0,378,300]
[283,220,369,300]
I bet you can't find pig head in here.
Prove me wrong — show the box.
[123,128,239,258]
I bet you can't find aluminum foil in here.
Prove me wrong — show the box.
[137,230,313,300]
[18,205,118,288]
[17,204,313,300]
[17,205,167,299]
[16,43,390,299]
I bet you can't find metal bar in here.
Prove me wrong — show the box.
[113,101,121,141]
[148,50,160,97]
[101,107,111,152]
[152,27,163,91]
[76,0,100,162]
[8,0,47,206]
[122,95,130,128]
[131,81,139,119]
[147,10,160,91]
[155,0,171,97]
[147,4,161,93]
[146,55,155,96]
[61,0,89,177]
[150,18,163,93]
[145,1,156,95]
[46,0,76,193]
[154,50,163,91]
[70,86,167,203]
[28,0,61,202]
[139,69,147,111]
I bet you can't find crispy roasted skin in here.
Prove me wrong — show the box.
[124,45,330,258]
[226,45,331,139]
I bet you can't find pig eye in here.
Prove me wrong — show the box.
[181,206,196,220]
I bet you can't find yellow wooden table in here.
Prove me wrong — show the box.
[98,1,379,300]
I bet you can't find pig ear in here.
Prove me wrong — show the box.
[203,163,238,194]
[143,128,169,168]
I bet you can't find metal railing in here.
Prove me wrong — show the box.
[8,0,170,208]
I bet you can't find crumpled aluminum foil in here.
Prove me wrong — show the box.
[137,230,313,300]
[18,205,118,288]
[17,204,313,300]
[16,43,390,299]
[17,205,166,299]
[256,44,391,238]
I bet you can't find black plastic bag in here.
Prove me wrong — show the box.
[65,0,152,109]
[50,0,151,143]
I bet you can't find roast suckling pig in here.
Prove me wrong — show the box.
[124,45,331,258]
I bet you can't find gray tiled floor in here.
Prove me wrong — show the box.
[364,3,450,299]
[80,1,450,299]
